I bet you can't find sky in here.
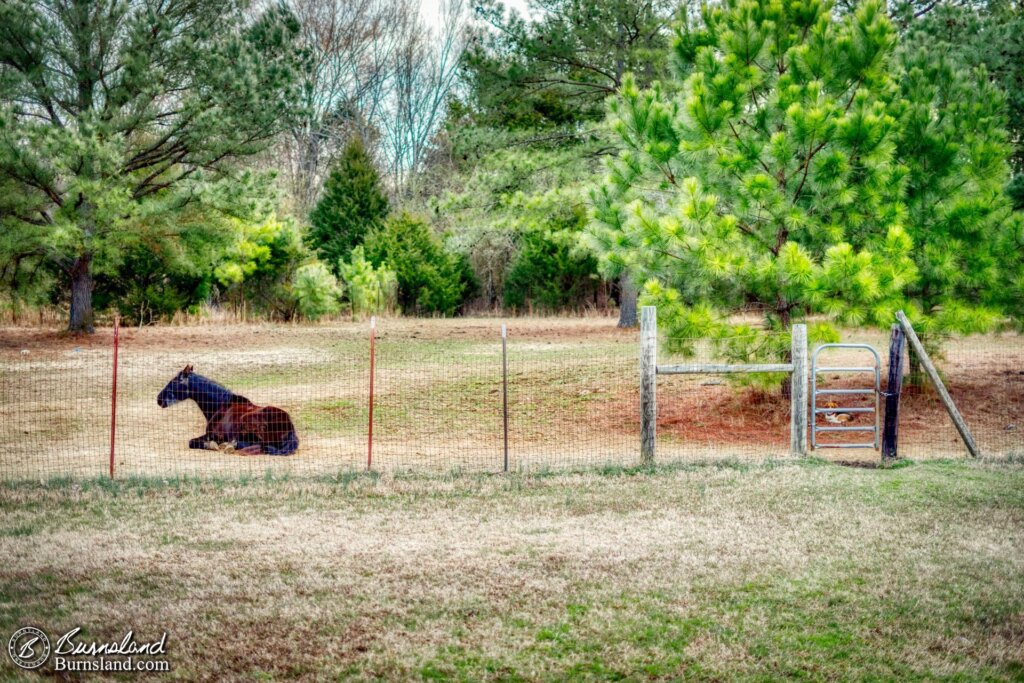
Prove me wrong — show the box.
[419,0,531,29]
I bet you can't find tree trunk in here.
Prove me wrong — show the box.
[780,344,793,399]
[778,305,792,398]
[905,352,928,393]
[299,127,322,216]
[617,274,638,328]
[68,252,95,333]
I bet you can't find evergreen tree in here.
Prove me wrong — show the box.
[434,134,604,309]
[465,0,675,129]
[899,3,1023,205]
[897,2,1024,329]
[363,213,473,316]
[431,0,675,323]
[0,0,306,332]
[308,138,390,275]
[895,44,1020,340]
[588,0,1020,372]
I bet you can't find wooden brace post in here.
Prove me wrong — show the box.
[895,311,980,458]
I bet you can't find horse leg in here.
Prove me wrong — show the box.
[188,435,211,449]
[235,443,263,456]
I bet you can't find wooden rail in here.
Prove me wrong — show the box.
[639,306,809,463]
[657,363,794,374]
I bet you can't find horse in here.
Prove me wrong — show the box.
[157,365,299,456]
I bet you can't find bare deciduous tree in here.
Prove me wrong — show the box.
[380,0,468,196]
[267,0,469,214]
[270,0,410,215]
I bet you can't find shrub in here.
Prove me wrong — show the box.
[338,246,398,317]
[363,213,474,315]
[213,215,308,319]
[503,227,601,311]
[95,243,213,325]
[292,263,342,320]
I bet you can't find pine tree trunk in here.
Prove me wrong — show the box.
[617,274,638,328]
[778,305,792,398]
[68,252,95,333]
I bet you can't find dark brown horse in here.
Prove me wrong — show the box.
[157,365,299,456]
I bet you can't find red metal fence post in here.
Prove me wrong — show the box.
[502,323,509,472]
[109,315,120,479]
[367,316,376,470]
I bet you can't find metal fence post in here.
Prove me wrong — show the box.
[367,316,376,470]
[502,323,509,473]
[790,323,808,456]
[109,315,120,479]
[640,306,657,466]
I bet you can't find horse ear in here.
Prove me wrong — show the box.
[182,364,193,376]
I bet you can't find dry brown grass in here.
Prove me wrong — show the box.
[1,459,1022,680]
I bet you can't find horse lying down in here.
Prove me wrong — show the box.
[157,365,299,456]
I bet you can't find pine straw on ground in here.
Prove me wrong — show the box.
[1,458,1023,681]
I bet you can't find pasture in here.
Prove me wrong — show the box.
[2,317,1024,680]
[1,459,1023,680]
[2,317,1022,482]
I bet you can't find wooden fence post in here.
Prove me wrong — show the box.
[895,311,980,458]
[881,323,906,462]
[790,323,808,457]
[640,306,657,466]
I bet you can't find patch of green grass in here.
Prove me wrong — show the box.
[295,398,367,434]
[0,523,39,538]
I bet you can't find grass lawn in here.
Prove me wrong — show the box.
[1,458,1023,681]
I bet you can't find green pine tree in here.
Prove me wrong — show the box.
[0,0,306,332]
[588,0,1021,376]
[464,0,674,128]
[308,138,390,274]
[895,45,1019,340]
[435,0,676,324]
[897,2,1024,333]
[899,2,1024,209]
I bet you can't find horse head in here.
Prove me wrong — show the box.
[157,364,194,408]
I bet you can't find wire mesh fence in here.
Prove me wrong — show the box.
[0,320,1021,481]
[902,335,1024,459]
[806,330,1024,460]
[657,333,794,461]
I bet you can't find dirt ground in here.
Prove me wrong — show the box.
[1,317,1021,480]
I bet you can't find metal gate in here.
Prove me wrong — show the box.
[811,344,881,449]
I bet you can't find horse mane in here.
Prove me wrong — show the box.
[187,373,251,416]
[188,372,230,396]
